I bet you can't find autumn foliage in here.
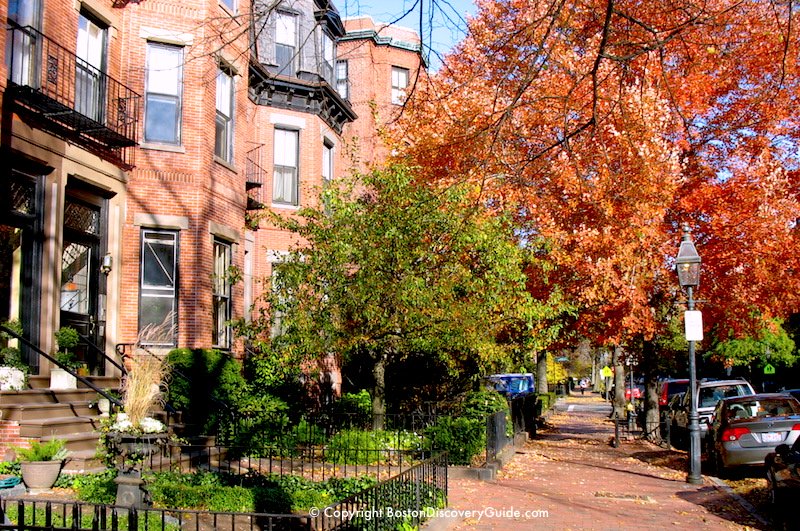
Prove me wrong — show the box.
[396,0,800,346]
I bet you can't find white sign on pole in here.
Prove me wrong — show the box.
[685,310,703,341]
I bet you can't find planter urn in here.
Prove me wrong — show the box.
[20,460,63,491]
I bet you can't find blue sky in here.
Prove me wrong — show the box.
[337,0,477,68]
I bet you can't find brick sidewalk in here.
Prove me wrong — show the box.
[429,392,767,530]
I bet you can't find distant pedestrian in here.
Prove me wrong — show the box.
[580,379,587,395]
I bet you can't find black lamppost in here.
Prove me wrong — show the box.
[675,223,702,484]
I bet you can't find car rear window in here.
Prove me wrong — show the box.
[699,384,751,408]
[726,398,800,420]
[668,382,688,397]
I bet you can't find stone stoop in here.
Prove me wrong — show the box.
[0,380,120,474]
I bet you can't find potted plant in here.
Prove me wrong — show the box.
[0,320,27,391]
[50,326,81,389]
[13,439,69,491]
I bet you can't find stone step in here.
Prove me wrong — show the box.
[62,449,105,474]
[27,375,121,391]
[42,432,101,454]
[19,416,102,438]
[0,388,104,406]
[2,402,95,421]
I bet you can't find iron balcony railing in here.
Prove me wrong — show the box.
[6,23,141,169]
[245,145,267,209]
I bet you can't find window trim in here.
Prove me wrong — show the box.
[391,66,410,105]
[335,59,348,100]
[138,228,179,347]
[272,127,300,206]
[275,11,298,75]
[144,41,183,145]
[214,65,235,163]
[212,238,232,349]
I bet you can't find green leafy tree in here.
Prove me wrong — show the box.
[237,165,552,427]
[710,319,798,371]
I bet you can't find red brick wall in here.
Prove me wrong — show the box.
[0,421,27,458]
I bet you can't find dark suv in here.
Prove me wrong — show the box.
[670,378,755,446]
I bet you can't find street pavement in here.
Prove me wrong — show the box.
[429,392,768,530]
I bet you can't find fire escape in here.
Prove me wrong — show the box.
[5,23,140,169]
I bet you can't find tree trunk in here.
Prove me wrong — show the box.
[612,345,626,419]
[641,339,661,442]
[536,350,548,394]
[372,351,387,430]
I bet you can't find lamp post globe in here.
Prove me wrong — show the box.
[676,223,703,485]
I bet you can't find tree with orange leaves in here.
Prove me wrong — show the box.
[396,0,800,420]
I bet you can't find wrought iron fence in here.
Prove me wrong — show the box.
[313,452,448,530]
[0,453,448,531]
[611,411,672,449]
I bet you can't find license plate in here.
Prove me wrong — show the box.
[762,432,781,443]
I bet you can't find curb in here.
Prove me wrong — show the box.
[706,475,770,528]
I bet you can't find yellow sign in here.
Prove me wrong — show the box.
[601,366,613,379]
[764,363,776,375]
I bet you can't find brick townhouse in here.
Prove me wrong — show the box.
[0,0,424,453]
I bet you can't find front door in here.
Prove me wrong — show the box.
[60,192,106,374]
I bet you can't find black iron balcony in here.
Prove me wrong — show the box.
[6,24,141,169]
[245,145,266,209]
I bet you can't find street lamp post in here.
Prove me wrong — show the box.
[675,223,703,485]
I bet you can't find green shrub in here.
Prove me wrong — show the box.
[331,390,372,426]
[56,470,117,504]
[327,429,421,465]
[422,416,484,465]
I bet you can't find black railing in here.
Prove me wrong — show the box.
[245,145,267,209]
[6,23,140,169]
[0,324,122,409]
[0,453,448,531]
[76,331,127,377]
[316,452,448,530]
[0,498,312,531]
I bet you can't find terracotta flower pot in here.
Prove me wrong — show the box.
[20,460,63,490]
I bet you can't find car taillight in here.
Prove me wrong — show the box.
[722,427,750,441]
[792,424,800,431]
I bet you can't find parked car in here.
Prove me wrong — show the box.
[783,388,800,403]
[670,378,755,447]
[486,373,535,399]
[625,384,644,401]
[706,393,800,475]
[765,437,800,514]
[659,378,689,407]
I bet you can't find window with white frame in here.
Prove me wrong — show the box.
[145,42,183,144]
[322,140,333,186]
[212,239,232,349]
[139,230,178,346]
[336,60,348,100]
[321,31,335,83]
[391,66,409,105]
[269,260,290,338]
[215,66,234,163]
[275,12,297,75]
[273,128,299,205]
[219,0,236,12]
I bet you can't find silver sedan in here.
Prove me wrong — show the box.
[706,393,800,475]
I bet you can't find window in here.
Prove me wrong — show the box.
[275,12,297,75]
[219,0,236,12]
[391,66,409,105]
[139,230,178,346]
[273,128,299,205]
[322,140,333,185]
[145,43,183,144]
[212,239,232,349]
[321,32,334,83]
[76,13,107,122]
[269,261,289,338]
[335,60,348,100]
[8,0,41,86]
[215,66,234,163]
